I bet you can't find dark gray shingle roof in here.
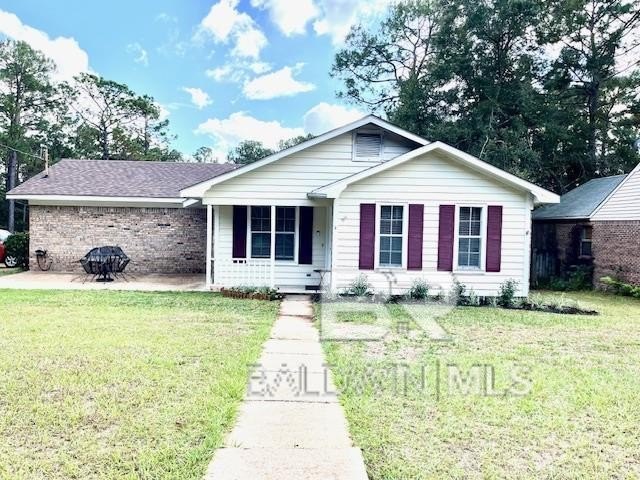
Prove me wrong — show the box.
[533,175,627,220]
[8,159,236,198]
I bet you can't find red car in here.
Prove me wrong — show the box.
[0,229,17,268]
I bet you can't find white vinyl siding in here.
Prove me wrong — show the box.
[592,166,640,220]
[332,151,532,297]
[202,129,419,205]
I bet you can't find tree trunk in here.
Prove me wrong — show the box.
[7,150,18,232]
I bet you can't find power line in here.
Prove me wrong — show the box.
[0,143,43,160]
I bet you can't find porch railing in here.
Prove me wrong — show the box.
[212,258,272,287]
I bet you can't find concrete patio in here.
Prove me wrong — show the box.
[0,271,206,292]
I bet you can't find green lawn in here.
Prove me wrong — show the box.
[0,289,278,479]
[323,292,640,479]
[0,267,22,277]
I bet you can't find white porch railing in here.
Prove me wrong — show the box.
[212,258,272,287]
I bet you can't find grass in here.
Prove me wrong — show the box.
[0,267,22,277]
[0,289,278,479]
[322,291,640,479]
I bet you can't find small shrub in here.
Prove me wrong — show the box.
[348,274,372,297]
[408,278,429,300]
[467,287,481,306]
[449,278,468,306]
[497,279,519,308]
[4,232,29,268]
[600,276,640,298]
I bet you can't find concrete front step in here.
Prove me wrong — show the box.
[205,447,368,480]
[224,401,353,449]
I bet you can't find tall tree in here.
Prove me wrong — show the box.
[227,140,274,164]
[544,0,640,179]
[0,40,59,231]
[193,146,218,163]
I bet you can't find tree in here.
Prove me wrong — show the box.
[544,0,640,180]
[227,140,274,164]
[69,74,176,161]
[193,146,218,163]
[278,134,314,150]
[332,0,444,133]
[0,40,59,231]
[332,0,640,193]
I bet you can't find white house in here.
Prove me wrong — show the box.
[8,115,559,296]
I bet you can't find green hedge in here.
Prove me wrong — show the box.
[4,232,29,268]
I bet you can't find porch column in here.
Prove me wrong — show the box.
[206,204,213,288]
[213,205,220,286]
[270,205,276,288]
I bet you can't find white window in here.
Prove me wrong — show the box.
[580,226,592,258]
[379,205,404,267]
[250,206,297,260]
[457,206,483,269]
[275,207,296,260]
[251,206,271,258]
[354,132,382,160]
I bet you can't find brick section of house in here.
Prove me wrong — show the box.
[555,222,587,269]
[592,220,640,286]
[29,206,207,273]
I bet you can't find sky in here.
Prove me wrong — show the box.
[0,0,395,161]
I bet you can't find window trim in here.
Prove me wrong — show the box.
[374,202,408,269]
[579,225,593,259]
[352,130,384,162]
[248,206,299,263]
[453,204,487,272]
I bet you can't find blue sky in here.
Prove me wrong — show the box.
[0,0,393,160]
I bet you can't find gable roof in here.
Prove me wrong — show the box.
[532,174,627,220]
[309,141,560,204]
[179,115,429,198]
[7,159,235,200]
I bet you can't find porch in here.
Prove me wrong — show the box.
[204,203,333,292]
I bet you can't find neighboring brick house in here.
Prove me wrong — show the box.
[590,162,640,285]
[531,174,628,287]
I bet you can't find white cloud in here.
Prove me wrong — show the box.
[126,42,149,66]
[313,0,393,45]
[195,112,304,152]
[303,102,364,135]
[251,0,319,36]
[243,63,315,100]
[199,0,267,59]
[0,9,90,81]
[206,60,272,84]
[182,87,213,109]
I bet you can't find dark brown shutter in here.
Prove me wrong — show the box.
[407,204,424,270]
[486,205,503,272]
[298,207,313,265]
[437,205,455,271]
[359,203,376,270]
[232,206,247,258]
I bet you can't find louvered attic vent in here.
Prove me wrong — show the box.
[355,132,382,159]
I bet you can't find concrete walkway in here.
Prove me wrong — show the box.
[205,295,368,480]
[0,271,206,292]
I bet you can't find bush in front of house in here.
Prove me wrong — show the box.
[4,232,29,268]
[220,286,283,301]
[600,276,640,298]
[544,265,594,291]
[408,278,429,300]
[347,274,373,297]
[497,279,519,308]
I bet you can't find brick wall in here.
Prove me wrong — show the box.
[29,205,207,273]
[592,220,640,286]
